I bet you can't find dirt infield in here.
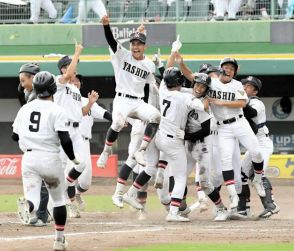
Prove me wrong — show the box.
[0,179,293,251]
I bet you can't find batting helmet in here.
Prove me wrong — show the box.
[130,32,146,44]
[219,57,238,76]
[19,63,40,75]
[205,66,219,75]
[57,55,72,71]
[163,67,183,88]
[241,76,262,91]
[33,71,57,98]
[193,73,211,95]
[198,63,212,73]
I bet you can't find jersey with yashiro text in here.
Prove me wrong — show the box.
[208,78,248,121]
[53,75,83,123]
[12,99,68,153]
[79,97,106,139]
[158,81,204,135]
[110,44,155,98]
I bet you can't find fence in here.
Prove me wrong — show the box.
[0,0,294,24]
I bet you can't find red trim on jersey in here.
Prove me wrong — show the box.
[105,140,113,146]
[66,176,74,183]
[254,170,263,174]
[158,163,167,169]
[117,177,126,184]
[224,180,235,186]
[171,200,181,207]
[133,182,142,189]
[55,224,65,231]
[214,198,222,205]
[143,136,151,142]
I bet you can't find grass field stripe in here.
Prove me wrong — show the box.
[0,227,165,242]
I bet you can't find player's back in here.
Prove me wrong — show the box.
[14,99,67,153]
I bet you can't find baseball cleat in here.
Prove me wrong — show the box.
[123,193,143,210]
[29,217,47,227]
[179,207,191,217]
[75,194,85,211]
[134,150,146,166]
[96,151,109,168]
[214,207,229,222]
[112,192,124,208]
[166,212,190,222]
[53,236,68,251]
[252,179,266,197]
[258,202,280,219]
[17,197,31,225]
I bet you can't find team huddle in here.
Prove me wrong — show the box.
[12,15,279,251]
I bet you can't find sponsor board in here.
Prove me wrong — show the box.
[0,154,118,179]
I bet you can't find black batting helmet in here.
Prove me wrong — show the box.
[220,57,238,76]
[241,76,262,92]
[205,66,219,75]
[57,55,72,71]
[33,71,57,98]
[198,63,212,73]
[193,73,211,95]
[19,63,40,75]
[163,67,183,88]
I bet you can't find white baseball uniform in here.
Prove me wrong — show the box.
[12,99,68,209]
[214,0,243,19]
[208,77,262,195]
[77,0,107,23]
[53,76,86,179]
[78,97,107,190]
[241,96,273,177]
[29,0,57,23]
[110,44,160,132]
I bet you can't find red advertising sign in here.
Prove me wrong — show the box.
[0,154,118,179]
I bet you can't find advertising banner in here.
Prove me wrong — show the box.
[0,154,118,179]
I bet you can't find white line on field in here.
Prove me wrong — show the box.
[0,227,165,242]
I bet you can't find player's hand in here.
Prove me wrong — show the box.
[88,90,99,104]
[74,40,84,54]
[171,35,182,52]
[208,97,223,106]
[136,23,145,34]
[101,15,109,25]
[152,54,163,68]
[71,158,80,165]
[203,97,210,112]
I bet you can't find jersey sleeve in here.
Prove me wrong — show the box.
[110,43,129,62]
[249,99,265,114]
[187,96,204,112]
[235,83,248,100]
[91,102,107,120]
[54,107,69,132]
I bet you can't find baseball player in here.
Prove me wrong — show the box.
[213,0,243,20]
[13,71,81,251]
[18,63,53,227]
[72,74,112,210]
[96,15,160,169]
[53,43,98,218]
[123,66,208,222]
[177,56,264,212]
[237,76,280,218]
[29,0,57,23]
[77,0,107,23]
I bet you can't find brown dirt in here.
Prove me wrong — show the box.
[0,179,293,251]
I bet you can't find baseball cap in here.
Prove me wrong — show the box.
[241,76,262,91]
[199,63,212,73]
[57,55,72,71]
[129,32,146,44]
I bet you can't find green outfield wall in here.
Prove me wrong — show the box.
[0,21,294,77]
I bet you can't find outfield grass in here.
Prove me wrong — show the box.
[0,194,195,212]
[113,243,294,251]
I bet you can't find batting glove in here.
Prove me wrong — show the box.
[171,35,182,52]
[71,158,80,165]
[152,54,164,68]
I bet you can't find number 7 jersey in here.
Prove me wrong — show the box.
[12,99,69,153]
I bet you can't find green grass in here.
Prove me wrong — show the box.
[0,194,195,212]
[113,243,294,251]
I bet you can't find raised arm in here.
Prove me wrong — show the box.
[102,15,117,53]
[175,51,195,82]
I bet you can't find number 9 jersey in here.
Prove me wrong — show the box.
[12,99,69,153]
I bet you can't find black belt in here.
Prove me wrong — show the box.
[117,92,143,100]
[257,122,266,129]
[167,134,174,138]
[265,134,269,137]
[27,149,32,152]
[217,115,243,125]
[210,131,218,135]
[67,122,79,128]
[83,137,89,140]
